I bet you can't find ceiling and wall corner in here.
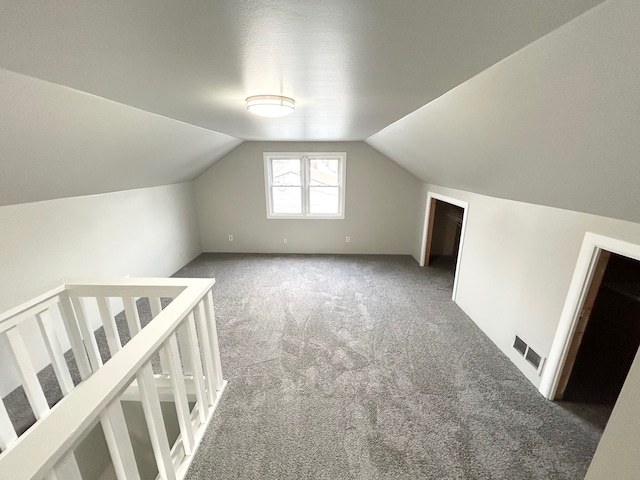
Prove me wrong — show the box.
[366,0,640,224]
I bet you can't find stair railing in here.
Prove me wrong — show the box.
[0,277,226,480]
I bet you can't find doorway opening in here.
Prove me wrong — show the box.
[558,251,640,411]
[541,233,640,434]
[420,192,468,300]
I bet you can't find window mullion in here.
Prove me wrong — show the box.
[302,156,309,216]
[270,159,277,215]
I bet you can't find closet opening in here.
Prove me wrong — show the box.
[420,193,468,300]
[557,251,640,415]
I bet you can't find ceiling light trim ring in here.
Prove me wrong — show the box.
[246,95,296,117]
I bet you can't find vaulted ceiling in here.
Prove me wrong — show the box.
[4,0,637,219]
[0,0,603,141]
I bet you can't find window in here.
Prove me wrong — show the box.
[264,152,346,219]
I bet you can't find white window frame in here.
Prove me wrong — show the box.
[263,152,347,219]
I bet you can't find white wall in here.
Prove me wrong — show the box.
[416,184,640,479]
[585,351,640,479]
[0,183,202,396]
[420,184,640,387]
[195,141,421,255]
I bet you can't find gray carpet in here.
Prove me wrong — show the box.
[174,254,604,480]
[1,254,605,478]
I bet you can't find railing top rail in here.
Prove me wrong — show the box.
[0,278,215,328]
[0,277,215,480]
[63,277,211,288]
[64,277,213,298]
[0,285,66,328]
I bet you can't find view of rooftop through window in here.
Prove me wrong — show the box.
[265,153,345,218]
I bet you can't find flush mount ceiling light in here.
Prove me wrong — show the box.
[246,95,295,117]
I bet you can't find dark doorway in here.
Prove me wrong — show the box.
[562,253,640,407]
[425,199,464,274]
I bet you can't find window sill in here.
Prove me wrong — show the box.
[266,214,345,220]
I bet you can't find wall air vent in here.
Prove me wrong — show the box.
[513,335,527,356]
[525,348,542,370]
[513,334,545,374]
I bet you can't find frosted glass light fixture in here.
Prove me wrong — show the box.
[246,95,295,117]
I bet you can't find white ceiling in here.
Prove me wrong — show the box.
[0,0,604,141]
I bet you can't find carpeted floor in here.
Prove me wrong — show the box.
[173,254,604,480]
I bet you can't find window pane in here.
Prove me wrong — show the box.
[272,186,302,214]
[272,159,301,186]
[310,159,339,186]
[309,186,340,214]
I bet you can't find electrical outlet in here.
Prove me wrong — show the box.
[228,234,233,241]
[345,236,351,243]
[284,238,288,244]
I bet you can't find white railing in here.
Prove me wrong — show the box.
[0,278,226,480]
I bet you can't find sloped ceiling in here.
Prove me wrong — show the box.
[0,0,611,206]
[0,69,241,205]
[367,0,640,223]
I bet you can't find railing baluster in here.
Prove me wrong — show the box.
[100,399,141,480]
[123,296,142,335]
[97,297,121,356]
[150,297,170,375]
[51,452,82,480]
[148,297,163,320]
[5,327,50,419]
[69,297,103,372]
[35,311,74,395]
[185,312,208,423]
[194,301,216,406]
[177,324,194,376]
[57,296,92,380]
[204,291,224,391]
[164,334,195,455]
[0,399,17,451]
[137,363,176,480]
[0,278,222,480]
